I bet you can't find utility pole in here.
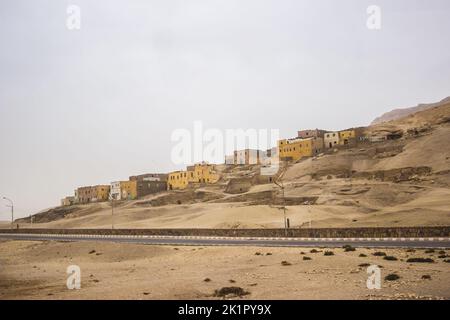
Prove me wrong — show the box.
[111,198,114,230]
[3,197,14,229]
[273,161,288,236]
[309,208,312,228]
[109,192,115,230]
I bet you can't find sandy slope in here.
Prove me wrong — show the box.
[7,103,450,230]
[10,178,450,230]
[0,240,448,300]
[371,96,450,125]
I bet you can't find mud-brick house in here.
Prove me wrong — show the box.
[233,149,264,165]
[77,186,95,203]
[168,170,190,190]
[297,129,326,139]
[324,132,339,149]
[129,173,168,197]
[120,181,137,200]
[109,181,136,200]
[261,147,279,165]
[61,196,75,206]
[278,137,323,161]
[187,163,220,184]
[91,185,111,202]
[168,163,220,190]
[339,129,357,146]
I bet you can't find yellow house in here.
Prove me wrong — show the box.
[339,129,356,145]
[92,185,111,202]
[168,163,220,190]
[120,181,137,200]
[189,163,220,184]
[278,137,323,161]
[168,170,191,190]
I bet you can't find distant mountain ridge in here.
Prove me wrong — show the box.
[371,96,450,125]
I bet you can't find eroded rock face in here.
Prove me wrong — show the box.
[225,177,254,194]
[135,190,225,207]
[370,96,450,125]
[16,206,81,223]
[352,166,432,182]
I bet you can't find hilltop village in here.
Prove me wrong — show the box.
[60,126,386,206]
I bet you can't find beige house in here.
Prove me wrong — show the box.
[61,196,75,206]
[324,132,339,149]
[234,149,263,165]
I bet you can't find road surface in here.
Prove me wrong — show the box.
[0,233,449,248]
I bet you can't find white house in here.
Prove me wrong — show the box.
[324,132,339,149]
[110,181,121,200]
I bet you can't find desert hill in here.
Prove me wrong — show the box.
[12,98,450,230]
[370,96,450,125]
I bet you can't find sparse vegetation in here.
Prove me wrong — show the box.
[203,278,211,282]
[438,255,448,259]
[310,249,319,253]
[407,257,434,263]
[421,275,431,280]
[214,287,249,298]
[385,274,400,281]
[343,245,356,252]
[372,251,386,257]
[359,253,367,257]
[303,256,311,261]
[324,251,334,256]
[255,252,262,256]
[281,261,292,266]
[383,256,398,261]
[424,249,435,253]
[358,263,371,267]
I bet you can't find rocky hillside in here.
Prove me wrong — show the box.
[10,97,450,229]
[371,96,450,125]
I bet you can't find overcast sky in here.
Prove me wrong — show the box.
[1,0,449,219]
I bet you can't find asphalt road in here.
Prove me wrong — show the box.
[1,233,449,248]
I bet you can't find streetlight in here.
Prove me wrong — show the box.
[2,197,14,229]
[109,192,115,230]
[273,162,288,236]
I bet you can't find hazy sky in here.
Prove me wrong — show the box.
[1,0,449,219]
